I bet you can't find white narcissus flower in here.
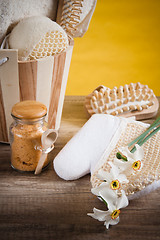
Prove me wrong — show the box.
[88,189,129,229]
[114,144,144,176]
[91,162,128,196]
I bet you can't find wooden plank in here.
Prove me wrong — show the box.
[48,52,66,129]
[0,50,19,141]
[0,81,8,142]
[48,44,73,130]
[18,60,37,101]
[0,96,160,240]
[36,56,54,123]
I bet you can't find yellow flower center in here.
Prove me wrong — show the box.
[111,209,121,219]
[132,160,141,171]
[110,179,120,190]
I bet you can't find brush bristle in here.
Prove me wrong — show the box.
[60,0,84,36]
[87,82,156,116]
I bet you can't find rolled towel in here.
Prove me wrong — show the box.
[54,114,131,180]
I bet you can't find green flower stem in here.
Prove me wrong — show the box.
[98,196,108,207]
[130,125,160,153]
[128,116,160,148]
[116,116,160,159]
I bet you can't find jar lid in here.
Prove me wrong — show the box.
[11,100,47,119]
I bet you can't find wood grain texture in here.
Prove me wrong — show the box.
[18,61,37,101]
[0,96,160,240]
[0,81,8,142]
[11,100,47,119]
[48,52,66,129]
[56,0,64,24]
[0,50,19,142]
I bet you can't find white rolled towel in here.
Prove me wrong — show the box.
[53,114,135,180]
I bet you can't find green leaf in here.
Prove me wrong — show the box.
[128,116,160,148]
[129,116,160,153]
[116,152,128,161]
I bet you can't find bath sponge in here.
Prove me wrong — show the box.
[9,16,68,61]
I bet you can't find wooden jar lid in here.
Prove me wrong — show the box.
[11,100,47,119]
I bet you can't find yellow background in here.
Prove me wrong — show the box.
[65,0,160,96]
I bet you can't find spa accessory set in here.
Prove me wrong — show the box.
[0,0,160,231]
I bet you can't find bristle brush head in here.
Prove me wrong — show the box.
[85,83,159,120]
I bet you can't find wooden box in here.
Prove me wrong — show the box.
[0,40,74,142]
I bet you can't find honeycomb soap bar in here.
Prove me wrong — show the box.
[9,16,68,61]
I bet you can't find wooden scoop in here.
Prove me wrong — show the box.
[35,129,58,175]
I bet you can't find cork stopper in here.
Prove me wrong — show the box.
[11,100,47,119]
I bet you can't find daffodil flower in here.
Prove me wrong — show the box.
[91,162,128,196]
[88,189,129,229]
[114,144,144,176]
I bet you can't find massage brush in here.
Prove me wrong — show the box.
[56,0,96,38]
[85,83,159,120]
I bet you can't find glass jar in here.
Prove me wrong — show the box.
[9,100,50,172]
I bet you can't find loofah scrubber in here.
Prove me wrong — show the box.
[9,16,69,61]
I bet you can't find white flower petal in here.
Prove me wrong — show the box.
[104,220,110,229]
[127,156,135,163]
[100,188,117,212]
[140,161,143,170]
[109,217,120,226]
[109,162,120,179]
[117,190,129,209]
[114,158,131,174]
[87,207,108,222]
[104,218,113,229]
[133,144,144,160]
[118,173,129,183]
[114,158,128,170]
[119,146,133,159]
[97,169,107,180]
[97,169,112,182]
[104,217,120,229]
[91,182,109,196]
[105,212,112,222]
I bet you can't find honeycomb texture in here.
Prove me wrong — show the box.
[91,122,160,196]
[28,30,68,60]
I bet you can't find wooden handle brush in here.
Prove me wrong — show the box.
[85,83,159,120]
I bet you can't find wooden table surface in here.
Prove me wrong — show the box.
[0,96,160,240]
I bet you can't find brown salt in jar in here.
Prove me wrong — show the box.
[9,100,49,172]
